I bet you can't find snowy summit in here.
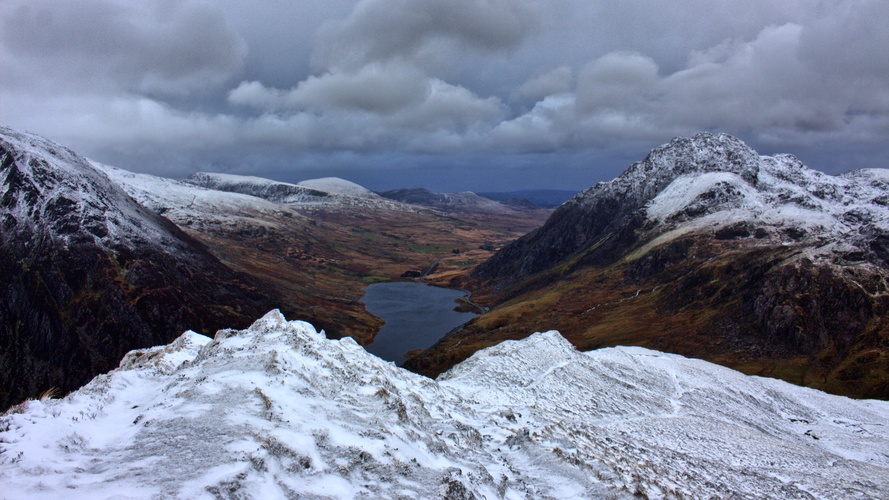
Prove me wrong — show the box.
[296,177,374,197]
[2,311,887,498]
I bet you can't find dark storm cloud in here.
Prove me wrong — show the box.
[0,0,886,189]
[314,0,539,70]
[1,0,245,94]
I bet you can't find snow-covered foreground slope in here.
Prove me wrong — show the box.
[2,312,887,498]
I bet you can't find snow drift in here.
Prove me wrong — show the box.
[2,311,887,498]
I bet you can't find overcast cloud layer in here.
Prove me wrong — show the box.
[2,0,887,191]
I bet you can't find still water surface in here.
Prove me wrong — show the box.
[360,282,478,364]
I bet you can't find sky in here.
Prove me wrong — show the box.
[1,0,887,192]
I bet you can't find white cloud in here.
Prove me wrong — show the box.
[388,79,504,132]
[229,63,429,114]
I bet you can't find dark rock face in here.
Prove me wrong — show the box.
[745,262,877,355]
[0,128,277,409]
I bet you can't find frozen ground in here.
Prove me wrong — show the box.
[2,311,887,498]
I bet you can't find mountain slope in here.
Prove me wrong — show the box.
[408,133,889,399]
[184,172,412,213]
[297,176,374,197]
[0,127,278,409]
[2,310,887,498]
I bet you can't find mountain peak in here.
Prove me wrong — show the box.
[474,132,888,283]
[578,132,761,211]
[296,177,373,197]
[0,126,282,408]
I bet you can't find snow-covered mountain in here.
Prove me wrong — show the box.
[181,172,407,212]
[476,133,889,283]
[0,127,279,409]
[0,127,183,252]
[405,133,889,400]
[2,310,887,498]
[97,165,307,229]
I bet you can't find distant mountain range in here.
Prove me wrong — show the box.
[407,133,889,399]
[379,187,517,212]
[477,189,577,208]
[379,187,575,210]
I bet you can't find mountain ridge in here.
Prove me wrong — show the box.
[2,310,887,497]
[183,172,331,204]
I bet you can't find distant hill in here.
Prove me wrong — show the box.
[477,189,577,208]
[379,187,509,212]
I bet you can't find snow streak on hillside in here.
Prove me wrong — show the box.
[2,311,887,498]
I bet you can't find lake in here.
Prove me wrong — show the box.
[360,282,478,364]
